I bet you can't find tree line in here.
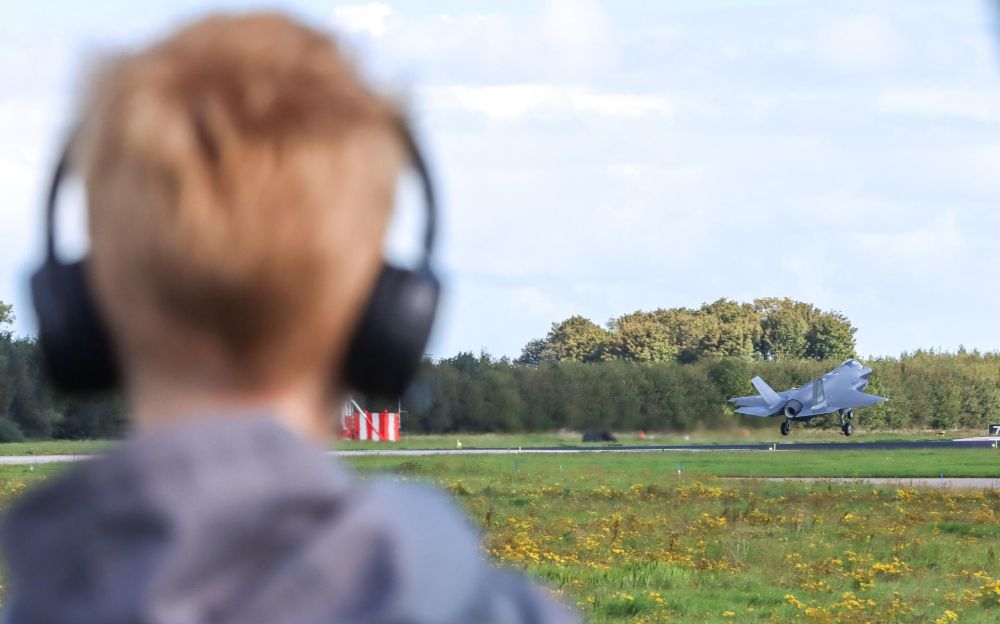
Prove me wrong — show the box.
[518,298,857,365]
[404,350,1000,434]
[1,299,998,439]
[0,303,125,442]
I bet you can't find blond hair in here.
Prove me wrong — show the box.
[74,13,404,388]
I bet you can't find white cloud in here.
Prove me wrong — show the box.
[331,2,394,38]
[539,0,614,75]
[815,14,908,72]
[3,0,1000,361]
[427,84,673,120]
[574,92,673,117]
[854,210,963,272]
[327,0,617,87]
[877,87,1000,124]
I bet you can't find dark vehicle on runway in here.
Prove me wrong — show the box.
[582,430,617,443]
[729,359,887,436]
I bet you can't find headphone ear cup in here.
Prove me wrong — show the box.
[30,260,118,393]
[343,264,440,398]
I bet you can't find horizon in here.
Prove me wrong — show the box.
[2,1,1000,361]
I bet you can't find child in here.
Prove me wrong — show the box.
[2,14,575,624]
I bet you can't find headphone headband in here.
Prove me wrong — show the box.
[395,117,437,257]
[43,139,73,264]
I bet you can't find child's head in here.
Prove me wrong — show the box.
[73,14,403,397]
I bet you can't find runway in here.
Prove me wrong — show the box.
[332,439,1000,457]
[0,439,995,464]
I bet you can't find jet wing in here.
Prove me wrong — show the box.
[729,394,767,407]
[734,406,775,417]
[841,390,887,408]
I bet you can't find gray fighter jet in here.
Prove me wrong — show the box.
[728,359,886,436]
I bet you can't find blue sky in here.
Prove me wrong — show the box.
[2,1,1000,359]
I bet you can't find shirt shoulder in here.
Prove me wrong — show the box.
[340,478,579,624]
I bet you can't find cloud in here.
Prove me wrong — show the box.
[854,210,964,274]
[426,84,674,120]
[331,3,394,38]
[3,0,1000,361]
[877,87,1000,124]
[328,0,617,86]
[815,14,908,72]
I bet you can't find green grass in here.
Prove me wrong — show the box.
[344,452,1000,623]
[0,440,114,456]
[347,449,1000,480]
[1,448,998,622]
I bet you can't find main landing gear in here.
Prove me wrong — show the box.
[780,420,791,436]
[839,409,854,436]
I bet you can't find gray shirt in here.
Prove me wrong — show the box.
[0,419,577,624]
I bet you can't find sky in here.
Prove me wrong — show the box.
[2,1,1000,360]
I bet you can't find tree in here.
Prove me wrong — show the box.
[538,316,609,363]
[709,357,751,402]
[0,301,13,338]
[652,307,701,362]
[695,299,760,360]
[516,338,546,365]
[54,396,126,439]
[2,338,60,438]
[805,311,856,361]
[648,300,760,362]
[754,298,810,360]
[605,312,676,362]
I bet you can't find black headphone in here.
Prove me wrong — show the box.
[31,121,440,399]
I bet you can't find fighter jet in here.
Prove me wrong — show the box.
[728,359,886,436]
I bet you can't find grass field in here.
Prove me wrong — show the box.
[348,453,1000,622]
[347,449,1000,479]
[0,440,115,456]
[0,449,998,621]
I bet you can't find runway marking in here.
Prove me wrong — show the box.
[0,455,94,465]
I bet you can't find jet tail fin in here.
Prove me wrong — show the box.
[751,376,783,408]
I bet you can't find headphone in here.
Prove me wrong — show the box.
[31,121,441,399]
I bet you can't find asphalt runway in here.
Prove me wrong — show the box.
[332,439,1000,457]
[0,439,996,464]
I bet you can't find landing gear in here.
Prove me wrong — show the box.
[780,420,790,436]
[839,410,853,436]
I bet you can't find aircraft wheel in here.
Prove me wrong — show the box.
[845,409,854,421]
[842,422,853,436]
[780,421,790,436]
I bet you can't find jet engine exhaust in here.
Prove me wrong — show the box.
[784,400,803,418]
